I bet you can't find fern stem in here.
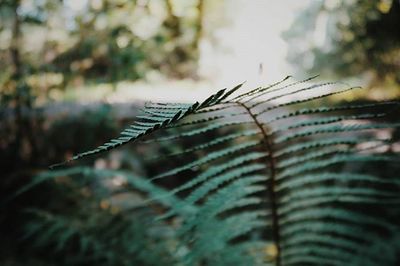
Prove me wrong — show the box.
[238,102,281,266]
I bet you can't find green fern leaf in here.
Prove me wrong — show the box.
[48,77,400,266]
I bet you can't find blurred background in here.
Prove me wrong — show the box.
[1,0,399,265]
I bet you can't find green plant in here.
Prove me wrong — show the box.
[31,76,400,265]
[18,167,183,266]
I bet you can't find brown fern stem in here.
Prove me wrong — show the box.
[238,102,281,266]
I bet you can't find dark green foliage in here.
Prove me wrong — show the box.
[18,167,184,266]
[28,77,400,265]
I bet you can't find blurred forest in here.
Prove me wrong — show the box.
[284,0,400,99]
[1,0,227,174]
[0,0,215,103]
[0,0,214,264]
[0,0,399,265]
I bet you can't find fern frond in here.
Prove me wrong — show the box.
[147,129,259,161]
[49,77,400,266]
[150,140,261,181]
[51,87,243,168]
[171,152,268,194]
